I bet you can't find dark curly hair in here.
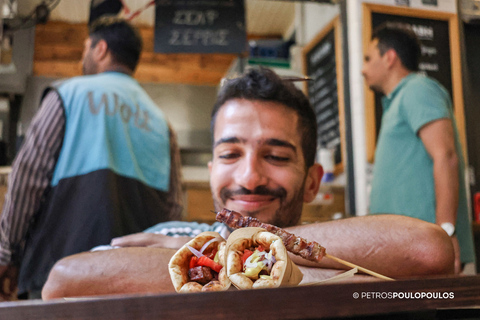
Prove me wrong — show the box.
[89,16,142,72]
[211,67,317,168]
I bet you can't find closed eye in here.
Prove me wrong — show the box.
[218,153,240,160]
[265,155,290,162]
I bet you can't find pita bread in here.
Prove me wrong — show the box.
[225,227,303,289]
[168,232,231,293]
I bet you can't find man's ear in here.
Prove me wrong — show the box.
[92,39,109,62]
[208,161,212,174]
[303,164,323,203]
[384,48,398,68]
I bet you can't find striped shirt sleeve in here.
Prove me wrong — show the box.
[0,90,65,265]
[144,221,230,239]
[90,222,231,252]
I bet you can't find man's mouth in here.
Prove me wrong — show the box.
[220,186,285,212]
[231,195,275,202]
[227,195,277,211]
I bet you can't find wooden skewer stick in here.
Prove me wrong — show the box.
[325,253,394,281]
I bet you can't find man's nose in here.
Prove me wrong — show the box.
[235,154,268,190]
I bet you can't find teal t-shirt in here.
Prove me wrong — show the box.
[369,73,475,263]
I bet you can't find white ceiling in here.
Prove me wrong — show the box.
[18,0,296,37]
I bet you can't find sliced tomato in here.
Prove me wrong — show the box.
[242,249,254,265]
[197,256,223,273]
[257,246,265,252]
[189,256,198,269]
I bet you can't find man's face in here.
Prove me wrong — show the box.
[362,39,388,94]
[209,98,309,228]
[81,37,97,75]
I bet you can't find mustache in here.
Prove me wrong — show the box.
[220,186,287,202]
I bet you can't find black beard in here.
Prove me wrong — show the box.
[215,184,304,228]
[219,186,287,204]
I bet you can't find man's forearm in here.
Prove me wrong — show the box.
[42,247,177,300]
[286,215,454,277]
[433,152,459,225]
[433,152,461,273]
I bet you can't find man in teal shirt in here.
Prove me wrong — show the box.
[363,24,475,273]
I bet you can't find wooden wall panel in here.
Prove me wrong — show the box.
[34,21,238,86]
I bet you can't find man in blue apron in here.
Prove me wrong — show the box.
[0,16,183,299]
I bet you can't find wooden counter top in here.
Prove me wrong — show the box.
[0,275,479,319]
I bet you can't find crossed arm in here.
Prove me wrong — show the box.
[41,215,454,300]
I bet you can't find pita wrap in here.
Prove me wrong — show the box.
[225,227,303,289]
[168,232,231,293]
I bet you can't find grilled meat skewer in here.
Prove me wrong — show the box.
[216,208,326,262]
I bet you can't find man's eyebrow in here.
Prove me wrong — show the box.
[213,137,244,148]
[213,137,297,153]
[265,138,297,153]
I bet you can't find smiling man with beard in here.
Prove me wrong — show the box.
[40,67,455,300]
[208,69,321,229]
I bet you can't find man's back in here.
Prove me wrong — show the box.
[16,72,182,294]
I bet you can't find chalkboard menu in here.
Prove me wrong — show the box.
[303,17,345,173]
[363,3,466,162]
[154,0,247,54]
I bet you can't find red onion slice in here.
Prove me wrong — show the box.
[264,254,276,272]
[244,254,258,268]
[187,245,204,258]
[199,237,221,254]
[244,251,268,269]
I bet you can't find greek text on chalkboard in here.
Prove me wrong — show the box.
[169,10,228,46]
[169,30,229,46]
[154,0,246,54]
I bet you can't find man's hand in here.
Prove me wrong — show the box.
[111,233,191,250]
[0,264,18,301]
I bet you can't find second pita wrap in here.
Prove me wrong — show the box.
[225,227,303,289]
